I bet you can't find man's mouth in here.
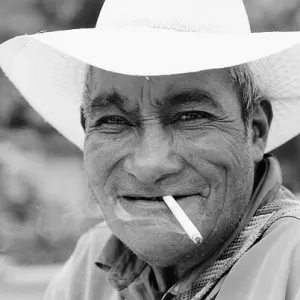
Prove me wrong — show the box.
[122,194,198,202]
[123,196,163,202]
[116,193,204,221]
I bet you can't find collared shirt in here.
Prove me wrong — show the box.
[43,156,300,300]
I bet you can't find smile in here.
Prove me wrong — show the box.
[123,196,164,201]
[122,194,197,201]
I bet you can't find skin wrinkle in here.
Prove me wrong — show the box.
[83,70,232,129]
[82,65,271,282]
[177,149,226,249]
[200,161,227,244]
[176,182,227,276]
[85,136,122,189]
[82,65,263,129]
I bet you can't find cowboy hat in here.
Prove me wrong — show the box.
[0,0,300,152]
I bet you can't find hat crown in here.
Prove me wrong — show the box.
[96,0,251,34]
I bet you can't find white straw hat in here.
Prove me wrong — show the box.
[1,0,300,152]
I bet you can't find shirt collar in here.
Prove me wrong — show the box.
[95,235,147,290]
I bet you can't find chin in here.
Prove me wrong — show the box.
[110,224,195,267]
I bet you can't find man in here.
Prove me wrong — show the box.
[1,0,300,299]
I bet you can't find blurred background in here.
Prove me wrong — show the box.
[1,0,300,299]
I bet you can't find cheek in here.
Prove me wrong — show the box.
[183,131,254,221]
[184,128,252,178]
[84,135,133,223]
[84,135,124,185]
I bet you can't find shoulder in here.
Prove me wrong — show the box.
[218,206,300,300]
[43,222,116,300]
[70,222,113,260]
[261,189,300,248]
[263,206,300,242]
[258,205,300,269]
[262,212,300,300]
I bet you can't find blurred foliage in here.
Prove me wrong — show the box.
[0,0,105,264]
[0,0,300,265]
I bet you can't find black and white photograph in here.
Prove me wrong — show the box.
[0,0,300,299]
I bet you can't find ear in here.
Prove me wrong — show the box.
[80,106,86,132]
[250,99,273,162]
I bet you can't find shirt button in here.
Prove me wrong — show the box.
[173,286,179,293]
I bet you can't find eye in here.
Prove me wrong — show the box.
[173,111,214,123]
[98,116,128,125]
[92,115,131,133]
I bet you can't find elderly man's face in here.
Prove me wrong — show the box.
[83,68,260,268]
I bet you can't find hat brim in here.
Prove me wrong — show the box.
[1,27,300,152]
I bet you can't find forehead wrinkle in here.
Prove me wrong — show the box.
[145,71,230,111]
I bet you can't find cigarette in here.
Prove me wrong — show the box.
[162,195,203,245]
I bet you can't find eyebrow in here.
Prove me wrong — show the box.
[89,89,222,114]
[164,89,222,110]
[89,90,133,114]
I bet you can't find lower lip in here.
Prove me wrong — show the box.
[119,197,167,210]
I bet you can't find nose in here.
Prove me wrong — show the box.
[124,130,183,185]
